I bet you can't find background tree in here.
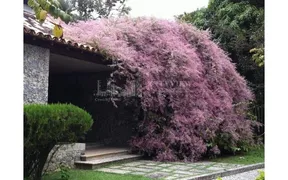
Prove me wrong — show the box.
[57,0,131,21]
[230,0,264,8]
[26,0,131,37]
[27,0,72,23]
[178,0,264,107]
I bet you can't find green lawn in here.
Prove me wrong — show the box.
[43,170,151,180]
[211,146,264,165]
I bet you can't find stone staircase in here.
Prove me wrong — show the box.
[74,145,142,169]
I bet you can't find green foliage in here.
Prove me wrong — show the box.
[43,170,151,180]
[24,103,93,146]
[216,177,222,180]
[178,8,207,28]
[230,0,264,8]
[59,164,70,180]
[24,103,93,180]
[57,0,131,21]
[28,0,72,24]
[211,145,264,165]
[255,170,265,180]
[250,47,264,67]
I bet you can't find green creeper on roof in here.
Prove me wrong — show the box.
[28,0,72,38]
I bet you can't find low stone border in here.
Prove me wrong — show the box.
[188,163,264,180]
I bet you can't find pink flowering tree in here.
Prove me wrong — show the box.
[62,17,257,161]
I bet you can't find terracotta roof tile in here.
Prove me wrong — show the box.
[23,11,98,53]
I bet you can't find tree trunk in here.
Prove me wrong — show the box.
[33,147,52,180]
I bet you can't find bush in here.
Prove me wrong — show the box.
[24,103,93,180]
[63,17,256,161]
[59,164,70,180]
[255,170,265,180]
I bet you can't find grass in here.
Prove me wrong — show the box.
[42,170,151,180]
[210,146,264,165]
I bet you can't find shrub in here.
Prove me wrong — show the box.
[62,17,256,161]
[24,103,93,180]
[59,164,70,180]
[255,170,265,180]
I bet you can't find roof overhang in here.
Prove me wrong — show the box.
[23,11,115,67]
[24,29,113,66]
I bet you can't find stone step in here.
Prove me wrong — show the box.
[80,147,130,161]
[75,154,142,170]
[85,143,105,150]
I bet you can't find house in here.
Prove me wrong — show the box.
[23,3,140,170]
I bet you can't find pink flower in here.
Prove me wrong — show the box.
[63,17,254,161]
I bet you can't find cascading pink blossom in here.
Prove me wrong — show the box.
[62,17,255,161]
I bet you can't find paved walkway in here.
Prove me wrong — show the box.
[96,160,245,180]
[222,169,264,180]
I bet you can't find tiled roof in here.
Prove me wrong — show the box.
[23,11,98,53]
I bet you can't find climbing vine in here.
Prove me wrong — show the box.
[62,17,258,161]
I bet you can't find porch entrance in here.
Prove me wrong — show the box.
[47,53,138,147]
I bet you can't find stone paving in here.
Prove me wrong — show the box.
[96,160,244,180]
[221,169,264,180]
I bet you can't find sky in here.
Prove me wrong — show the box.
[126,0,209,20]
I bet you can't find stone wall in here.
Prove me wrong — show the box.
[44,143,85,172]
[23,44,85,171]
[24,43,50,103]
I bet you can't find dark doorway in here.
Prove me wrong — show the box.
[48,53,138,146]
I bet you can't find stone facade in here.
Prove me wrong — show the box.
[24,44,86,171]
[44,143,85,171]
[24,43,50,103]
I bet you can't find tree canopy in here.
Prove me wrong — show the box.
[27,0,131,37]
[27,0,72,24]
[57,0,131,21]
